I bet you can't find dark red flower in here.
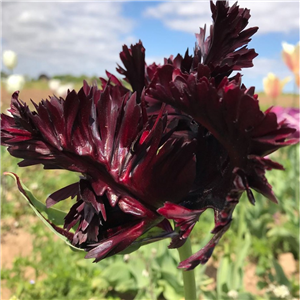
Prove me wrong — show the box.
[0,1,296,270]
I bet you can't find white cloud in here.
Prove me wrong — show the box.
[240,57,296,92]
[144,2,211,34]
[240,2,299,34]
[2,2,135,78]
[245,58,289,78]
[144,1,299,35]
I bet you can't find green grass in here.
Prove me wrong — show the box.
[1,143,299,300]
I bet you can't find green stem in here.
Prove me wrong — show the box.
[177,238,197,300]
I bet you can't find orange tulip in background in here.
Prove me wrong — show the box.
[263,73,291,99]
[282,42,300,86]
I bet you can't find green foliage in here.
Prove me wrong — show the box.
[2,223,109,300]
[4,172,83,251]
[1,143,299,300]
[1,147,79,217]
[1,70,9,78]
[52,74,99,84]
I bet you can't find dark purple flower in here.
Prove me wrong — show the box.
[0,1,296,270]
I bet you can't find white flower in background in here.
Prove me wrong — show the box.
[227,290,239,299]
[123,254,130,262]
[5,74,25,93]
[48,79,61,91]
[266,283,276,292]
[9,296,20,300]
[56,83,74,97]
[3,50,18,71]
[48,79,74,97]
[273,285,290,299]
[142,269,149,277]
[151,248,157,256]
[29,182,39,190]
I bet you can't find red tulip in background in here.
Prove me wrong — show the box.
[0,1,297,270]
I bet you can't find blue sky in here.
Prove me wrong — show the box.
[2,1,299,92]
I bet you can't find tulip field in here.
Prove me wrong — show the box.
[1,81,299,300]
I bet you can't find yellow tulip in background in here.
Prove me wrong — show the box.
[282,42,300,86]
[263,73,291,100]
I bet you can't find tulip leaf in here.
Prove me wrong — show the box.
[4,172,83,252]
[217,254,230,295]
[273,259,290,287]
[101,261,134,292]
[232,232,251,290]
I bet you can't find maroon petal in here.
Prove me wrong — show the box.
[79,179,107,220]
[116,41,146,100]
[85,219,153,261]
[146,67,296,205]
[46,182,79,208]
[122,118,197,208]
[178,222,231,270]
[157,202,205,248]
[196,1,258,81]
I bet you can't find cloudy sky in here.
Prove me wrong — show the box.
[1,1,299,92]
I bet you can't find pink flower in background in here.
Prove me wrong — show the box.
[263,73,291,99]
[271,106,300,140]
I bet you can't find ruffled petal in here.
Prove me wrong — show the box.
[46,182,79,208]
[116,41,146,100]
[196,1,258,82]
[146,66,296,205]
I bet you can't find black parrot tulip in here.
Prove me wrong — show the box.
[1,1,296,270]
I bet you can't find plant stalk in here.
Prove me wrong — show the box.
[177,237,197,300]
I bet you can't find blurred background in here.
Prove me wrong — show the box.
[1,1,299,300]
